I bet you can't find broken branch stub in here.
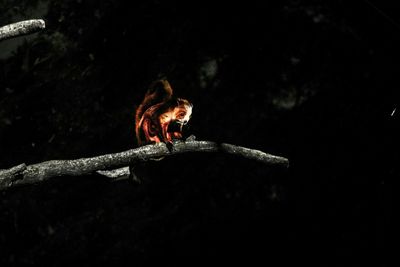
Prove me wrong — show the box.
[0,19,46,41]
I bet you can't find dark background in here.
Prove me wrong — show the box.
[0,0,392,266]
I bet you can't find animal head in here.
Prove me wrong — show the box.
[173,98,193,127]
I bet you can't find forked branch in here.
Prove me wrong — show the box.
[0,140,289,191]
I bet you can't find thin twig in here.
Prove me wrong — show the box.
[0,19,46,42]
[0,140,289,191]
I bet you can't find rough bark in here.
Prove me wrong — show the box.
[0,140,289,191]
[0,19,46,41]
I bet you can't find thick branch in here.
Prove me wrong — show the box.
[0,19,46,41]
[0,140,289,191]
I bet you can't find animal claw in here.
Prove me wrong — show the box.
[186,135,196,141]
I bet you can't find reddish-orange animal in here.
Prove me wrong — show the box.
[135,80,193,146]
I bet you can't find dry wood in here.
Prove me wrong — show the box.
[0,140,289,191]
[0,19,45,41]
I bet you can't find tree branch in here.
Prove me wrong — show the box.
[0,19,46,42]
[0,140,289,191]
